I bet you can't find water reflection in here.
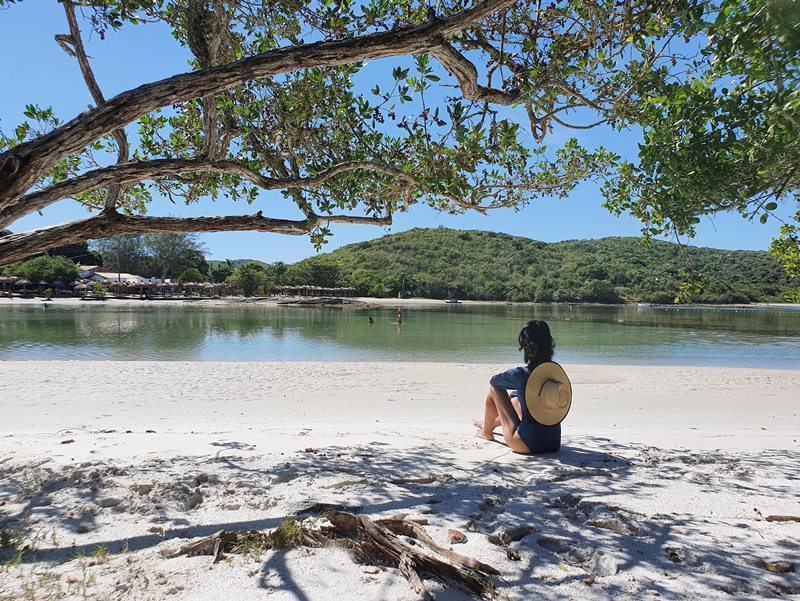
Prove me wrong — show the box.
[0,303,797,368]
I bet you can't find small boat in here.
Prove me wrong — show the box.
[445,299,462,304]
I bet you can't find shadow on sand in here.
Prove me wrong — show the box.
[1,436,798,599]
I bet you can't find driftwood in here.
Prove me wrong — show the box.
[765,515,800,523]
[160,529,240,562]
[162,511,500,599]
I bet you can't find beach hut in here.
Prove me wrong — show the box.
[14,278,32,292]
[157,282,177,297]
[73,283,91,297]
[0,276,18,295]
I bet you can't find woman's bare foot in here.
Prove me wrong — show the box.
[476,429,495,442]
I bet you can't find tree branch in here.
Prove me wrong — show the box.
[0,159,427,229]
[0,0,515,209]
[548,113,608,130]
[61,0,130,211]
[429,41,520,105]
[0,210,391,267]
[186,0,232,160]
[461,29,528,77]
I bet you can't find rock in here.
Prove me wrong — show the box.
[503,525,534,543]
[480,496,502,509]
[664,546,684,564]
[132,483,153,495]
[166,587,180,595]
[447,529,467,544]
[223,503,241,511]
[193,473,209,486]
[587,516,638,536]
[548,494,581,508]
[98,497,122,508]
[183,493,203,510]
[489,525,534,546]
[592,553,621,577]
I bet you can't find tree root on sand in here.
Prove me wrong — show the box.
[162,511,500,599]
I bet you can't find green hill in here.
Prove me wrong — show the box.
[290,228,790,303]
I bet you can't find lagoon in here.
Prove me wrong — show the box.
[0,303,798,368]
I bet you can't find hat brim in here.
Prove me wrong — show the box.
[524,362,572,426]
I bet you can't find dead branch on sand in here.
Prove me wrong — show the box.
[162,511,500,599]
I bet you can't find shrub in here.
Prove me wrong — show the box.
[5,255,79,282]
[178,267,206,284]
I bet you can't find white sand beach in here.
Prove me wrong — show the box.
[1,361,798,600]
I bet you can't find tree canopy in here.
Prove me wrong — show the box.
[2,254,80,283]
[0,0,797,271]
[90,232,208,278]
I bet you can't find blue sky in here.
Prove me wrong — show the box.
[2,3,790,263]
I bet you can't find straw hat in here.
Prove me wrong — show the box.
[524,362,572,426]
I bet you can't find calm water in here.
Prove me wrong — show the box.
[0,303,798,368]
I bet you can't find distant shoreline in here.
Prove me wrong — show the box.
[1,295,796,310]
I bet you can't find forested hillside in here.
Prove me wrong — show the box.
[292,228,791,303]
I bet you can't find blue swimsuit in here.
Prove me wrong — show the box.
[490,365,561,454]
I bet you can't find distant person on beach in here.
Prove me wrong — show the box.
[474,320,572,454]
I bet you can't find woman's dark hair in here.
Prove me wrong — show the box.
[518,320,555,366]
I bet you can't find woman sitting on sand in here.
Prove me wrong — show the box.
[474,320,571,454]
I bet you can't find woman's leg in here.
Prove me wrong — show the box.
[473,393,523,432]
[476,387,530,453]
[511,395,523,420]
